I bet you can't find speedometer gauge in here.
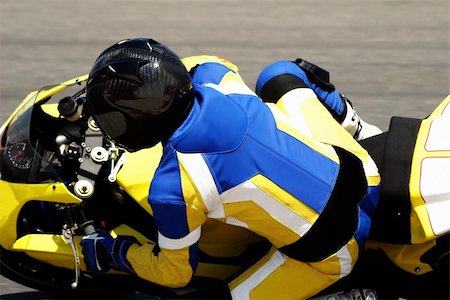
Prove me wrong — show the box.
[6,141,32,169]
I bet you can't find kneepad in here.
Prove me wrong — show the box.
[256,60,345,120]
[256,60,309,103]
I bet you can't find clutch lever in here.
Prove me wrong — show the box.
[62,224,80,289]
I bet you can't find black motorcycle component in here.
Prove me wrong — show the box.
[58,96,79,118]
[17,201,67,237]
[362,117,422,244]
[0,245,135,297]
[421,234,450,281]
[88,163,158,241]
[0,99,86,183]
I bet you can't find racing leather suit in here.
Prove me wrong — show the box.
[124,56,381,299]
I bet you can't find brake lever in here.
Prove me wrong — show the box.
[62,224,80,289]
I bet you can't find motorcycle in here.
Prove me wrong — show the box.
[0,76,448,299]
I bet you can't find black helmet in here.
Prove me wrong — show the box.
[86,38,193,151]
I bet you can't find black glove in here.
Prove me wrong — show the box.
[80,229,136,274]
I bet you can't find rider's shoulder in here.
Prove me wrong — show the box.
[181,55,238,72]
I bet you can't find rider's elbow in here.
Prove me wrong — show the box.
[162,271,192,288]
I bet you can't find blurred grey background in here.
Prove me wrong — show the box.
[1,0,449,130]
[0,0,449,297]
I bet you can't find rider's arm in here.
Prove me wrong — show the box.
[125,149,207,288]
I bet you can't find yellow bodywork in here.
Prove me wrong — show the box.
[0,75,88,249]
[0,76,88,245]
[365,239,436,274]
[366,94,450,275]
[409,94,450,244]
[115,145,163,215]
[0,72,258,279]
[2,70,446,281]
[0,181,82,248]
[9,225,153,271]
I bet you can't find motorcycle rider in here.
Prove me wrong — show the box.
[81,38,381,299]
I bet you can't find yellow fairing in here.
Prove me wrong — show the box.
[11,234,87,270]
[116,144,164,215]
[0,180,81,248]
[0,73,256,280]
[0,76,88,251]
[409,94,450,244]
[0,75,88,136]
[365,240,435,274]
[34,75,88,102]
[9,225,153,272]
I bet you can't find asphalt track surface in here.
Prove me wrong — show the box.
[0,0,449,299]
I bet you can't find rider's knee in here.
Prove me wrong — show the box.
[256,60,345,118]
[256,60,310,103]
[256,59,382,140]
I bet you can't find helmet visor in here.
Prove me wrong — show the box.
[94,110,128,139]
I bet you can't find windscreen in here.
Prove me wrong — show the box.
[0,82,87,183]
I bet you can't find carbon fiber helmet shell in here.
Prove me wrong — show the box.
[86,38,193,152]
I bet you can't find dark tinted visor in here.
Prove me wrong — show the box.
[94,111,128,139]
